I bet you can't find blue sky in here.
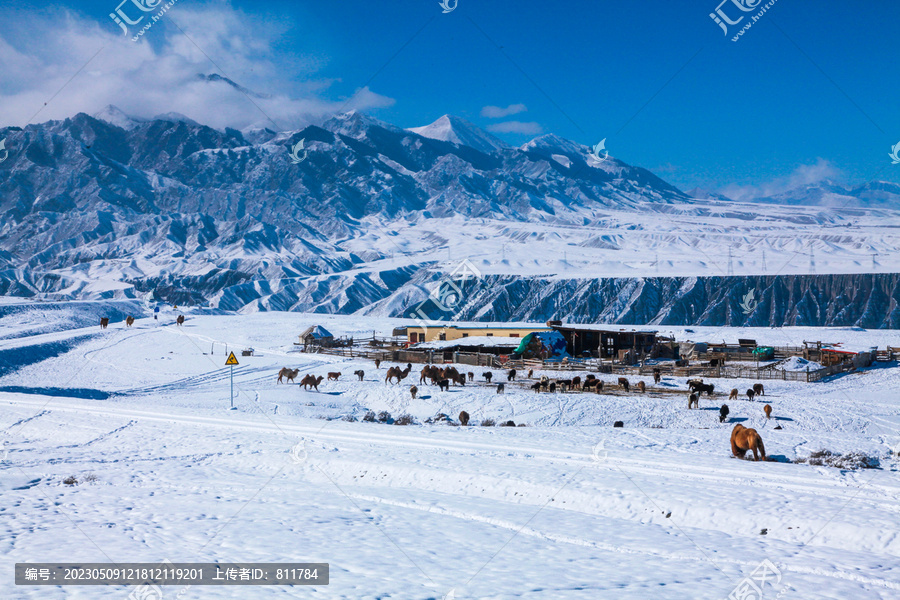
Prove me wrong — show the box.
[1,0,898,193]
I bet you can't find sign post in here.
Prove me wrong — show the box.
[225,352,239,409]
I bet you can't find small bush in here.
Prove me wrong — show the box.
[363,411,376,422]
[62,476,78,486]
[82,473,99,483]
[481,418,495,427]
[794,449,879,470]
[394,414,416,426]
[342,414,358,422]
[377,411,391,423]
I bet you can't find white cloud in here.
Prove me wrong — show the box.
[717,159,842,201]
[480,103,527,119]
[487,121,543,135]
[0,2,394,131]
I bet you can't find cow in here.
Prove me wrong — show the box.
[582,379,598,391]
[459,411,470,426]
[696,383,715,396]
[483,372,493,383]
[354,370,365,381]
[637,381,646,393]
[437,379,450,392]
[653,368,661,384]
[374,359,381,369]
[507,369,517,382]
[618,377,630,392]
[753,383,765,397]
[688,392,699,409]
[549,382,557,393]
[557,379,572,392]
[327,372,341,381]
[531,382,542,392]
[595,380,604,392]
[572,376,582,389]
[731,424,766,461]
[764,404,772,419]
[125,316,135,327]
[468,372,474,382]
[100,317,109,329]
[719,404,730,423]
[176,315,185,326]
[747,388,756,401]
[527,369,534,379]
[496,383,505,394]
[410,385,418,400]
[729,388,739,402]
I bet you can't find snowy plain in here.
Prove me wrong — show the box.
[1,307,899,599]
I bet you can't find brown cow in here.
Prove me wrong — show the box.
[374,359,381,369]
[100,317,109,329]
[753,383,765,396]
[176,315,185,326]
[595,380,604,392]
[764,404,772,419]
[688,392,699,409]
[467,372,474,382]
[507,369,517,382]
[618,377,630,392]
[327,372,341,381]
[527,369,534,379]
[731,424,766,461]
[637,381,645,393]
[459,411,470,426]
[729,388,739,402]
[125,316,135,327]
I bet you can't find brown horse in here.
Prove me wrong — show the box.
[125,316,135,327]
[653,368,661,384]
[637,381,645,393]
[729,388,739,402]
[327,372,341,381]
[459,411,470,426]
[100,317,109,329]
[731,424,766,461]
[753,383,765,396]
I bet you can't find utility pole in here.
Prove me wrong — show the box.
[761,248,767,274]
[809,247,816,275]
[727,246,734,277]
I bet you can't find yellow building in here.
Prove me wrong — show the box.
[405,324,551,344]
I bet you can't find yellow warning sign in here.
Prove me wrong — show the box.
[225,352,239,366]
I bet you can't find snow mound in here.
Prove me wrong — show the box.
[778,356,824,371]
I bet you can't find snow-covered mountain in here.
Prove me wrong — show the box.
[1,108,899,325]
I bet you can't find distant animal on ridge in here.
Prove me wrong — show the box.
[354,370,364,381]
[176,315,185,326]
[483,372,493,383]
[753,383,765,396]
[688,392,699,409]
[125,316,134,327]
[719,404,730,423]
[618,377,630,392]
[100,317,109,329]
[729,388,739,402]
[327,372,341,381]
[410,385,418,399]
[731,424,766,461]
[637,381,645,393]
[459,411,470,426]
[764,404,772,419]
[747,388,756,401]
[496,383,505,394]
[507,369,517,381]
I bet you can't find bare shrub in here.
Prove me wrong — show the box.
[394,414,416,426]
[794,449,879,470]
[363,411,376,422]
[481,418,496,427]
[377,411,392,423]
[82,473,99,483]
[342,415,358,422]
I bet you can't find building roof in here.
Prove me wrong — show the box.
[300,325,334,339]
[551,324,657,334]
[407,324,550,331]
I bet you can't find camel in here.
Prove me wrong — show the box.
[764,404,772,419]
[327,372,341,381]
[385,364,412,385]
[618,377,630,392]
[410,385,418,399]
[354,370,364,381]
[483,372,493,383]
[300,375,323,390]
[747,388,756,401]
[507,369,517,381]
[420,365,436,385]
[653,368,661,384]
[176,315,185,326]
[277,367,299,384]
[719,404,730,423]
[688,392,699,409]
[729,388,739,402]
[753,383,765,396]
[125,316,135,327]
[100,317,109,329]
[731,424,766,461]
[459,411,470,426]
[637,381,646,393]
[496,383,505,394]
[374,359,381,369]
